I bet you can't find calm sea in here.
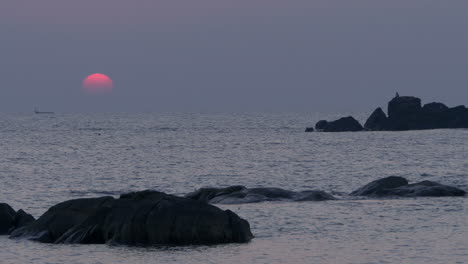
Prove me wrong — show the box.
[0,113,466,264]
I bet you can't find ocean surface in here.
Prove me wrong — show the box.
[0,112,466,264]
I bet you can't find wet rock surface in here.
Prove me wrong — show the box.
[10,190,253,245]
[351,176,466,197]
[0,203,16,235]
[186,186,336,204]
[0,203,35,235]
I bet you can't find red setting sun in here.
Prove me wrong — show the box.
[82,73,113,94]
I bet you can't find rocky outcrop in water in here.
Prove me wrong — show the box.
[350,176,466,197]
[367,95,468,130]
[310,94,468,132]
[0,203,35,235]
[0,204,15,235]
[364,107,388,131]
[313,116,363,132]
[185,186,336,204]
[10,190,253,245]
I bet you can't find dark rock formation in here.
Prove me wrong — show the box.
[350,176,409,196]
[368,95,468,131]
[364,107,389,131]
[386,96,424,130]
[315,120,329,131]
[314,116,363,132]
[422,102,449,113]
[385,96,468,130]
[186,186,336,204]
[11,209,35,232]
[351,176,466,197]
[305,127,314,132]
[420,104,468,129]
[384,181,467,197]
[10,190,253,245]
[388,96,422,120]
[0,203,15,235]
[0,204,35,235]
[312,94,468,132]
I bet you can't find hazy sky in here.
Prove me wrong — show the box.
[1,0,468,112]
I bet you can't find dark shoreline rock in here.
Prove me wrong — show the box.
[186,186,336,204]
[351,176,466,197]
[10,190,253,245]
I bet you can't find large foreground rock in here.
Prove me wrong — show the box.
[10,190,253,245]
[186,186,336,204]
[351,176,466,197]
[314,116,363,132]
[0,203,35,235]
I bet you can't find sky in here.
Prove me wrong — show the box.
[1,0,468,112]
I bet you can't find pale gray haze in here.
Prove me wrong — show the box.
[1,0,468,112]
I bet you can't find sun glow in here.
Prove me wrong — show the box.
[82,73,113,94]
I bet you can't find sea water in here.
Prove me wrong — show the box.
[0,113,466,264]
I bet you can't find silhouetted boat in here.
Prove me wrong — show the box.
[34,108,54,114]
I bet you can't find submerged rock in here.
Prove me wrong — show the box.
[186,186,335,204]
[305,127,314,132]
[314,116,363,132]
[351,176,466,197]
[0,203,35,235]
[10,190,253,245]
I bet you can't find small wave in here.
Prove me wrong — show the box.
[147,127,179,132]
[78,128,113,131]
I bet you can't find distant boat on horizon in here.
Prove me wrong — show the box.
[34,108,54,114]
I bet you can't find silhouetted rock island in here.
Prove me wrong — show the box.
[9,190,253,245]
[306,94,468,132]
